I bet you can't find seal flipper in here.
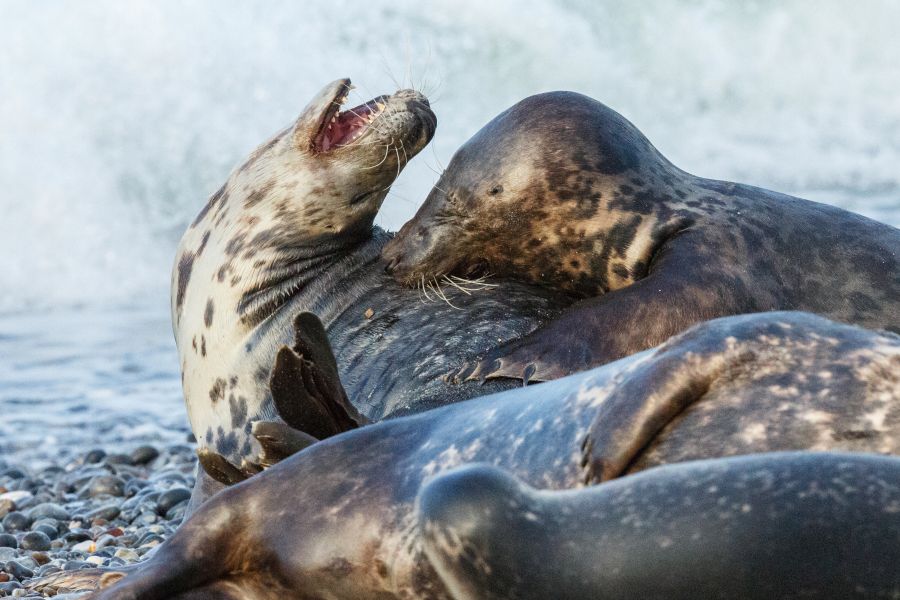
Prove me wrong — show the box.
[270,312,369,439]
[251,420,319,467]
[580,320,761,483]
[198,448,249,485]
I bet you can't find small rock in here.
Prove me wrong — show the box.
[0,500,14,520]
[84,449,106,464]
[0,513,31,533]
[94,534,117,550]
[0,535,15,549]
[0,549,15,562]
[19,531,51,552]
[3,560,33,579]
[86,505,120,522]
[0,469,25,481]
[0,492,31,507]
[27,503,68,521]
[130,446,160,465]
[62,560,91,571]
[113,548,138,561]
[156,488,191,515]
[63,530,91,544]
[71,540,95,553]
[87,476,125,498]
[0,582,22,595]
[32,524,57,539]
[104,454,134,466]
[0,573,7,582]
[30,552,49,566]
[85,556,104,566]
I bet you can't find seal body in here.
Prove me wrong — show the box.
[419,454,900,600]
[383,91,900,382]
[173,78,569,485]
[81,311,900,599]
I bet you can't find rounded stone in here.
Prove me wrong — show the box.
[32,524,58,539]
[19,531,51,552]
[87,476,125,498]
[0,469,25,481]
[27,503,68,522]
[86,505,121,522]
[156,488,191,515]
[130,446,160,465]
[0,500,14,520]
[0,513,31,533]
[3,560,33,580]
[84,449,107,464]
[0,534,16,549]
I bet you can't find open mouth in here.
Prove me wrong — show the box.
[314,84,389,152]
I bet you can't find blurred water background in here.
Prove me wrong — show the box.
[1,0,899,461]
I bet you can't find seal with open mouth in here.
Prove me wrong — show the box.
[170,79,570,507]
[382,91,900,383]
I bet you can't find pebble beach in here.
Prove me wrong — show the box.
[0,440,196,598]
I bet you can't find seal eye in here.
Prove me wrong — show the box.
[350,191,375,206]
[489,185,503,196]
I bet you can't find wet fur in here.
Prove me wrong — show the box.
[86,312,900,599]
[383,91,900,380]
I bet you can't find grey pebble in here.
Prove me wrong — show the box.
[3,560,33,580]
[156,488,191,514]
[87,475,125,498]
[27,503,68,522]
[0,514,30,533]
[0,536,15,550]
[19,531,51,552]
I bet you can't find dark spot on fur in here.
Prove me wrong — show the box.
[244,181,275,209]
[204,428,214,444]
[201,336,207,357]
[204,298,215,328]
[215,426,238,455]
[229,394,248,429]
[191,185,228,228]
[209,378,225,403]
[255,367,268,382]
[229,376,238,388]
[612,264,629,278]
[175,252,195,311]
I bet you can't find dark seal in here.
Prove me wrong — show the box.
[37,311,900,598]
[383,91,900,382]
[419,453,900,600]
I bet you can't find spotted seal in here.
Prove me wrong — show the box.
[42,311,900,598]
[171,79,570,506]
[382,91,900,382]
[419,454,900,600]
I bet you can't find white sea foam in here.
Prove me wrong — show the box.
[1,0,899,311]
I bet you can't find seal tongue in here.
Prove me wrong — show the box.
[320,98,387,151]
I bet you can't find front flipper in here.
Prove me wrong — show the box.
[198,447,250,485]
[252,420,318,467]
[270,312,369,439]
[580,323,760,484]
[451,328,590,385]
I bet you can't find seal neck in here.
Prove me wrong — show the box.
[236,228,390,329]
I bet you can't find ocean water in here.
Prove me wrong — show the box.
[1,0,898,461]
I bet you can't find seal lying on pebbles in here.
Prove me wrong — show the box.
[419,454,900,600]
[382,91,900,382]
[58,311,900,599]
[172,78,569,495]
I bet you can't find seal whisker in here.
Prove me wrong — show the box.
[431,276,461,309]
[420,274,435,302]
[442,275,473,295]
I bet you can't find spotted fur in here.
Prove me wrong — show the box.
[383,91,900,381]
[172,79,439,469]
[75,311,900,599]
